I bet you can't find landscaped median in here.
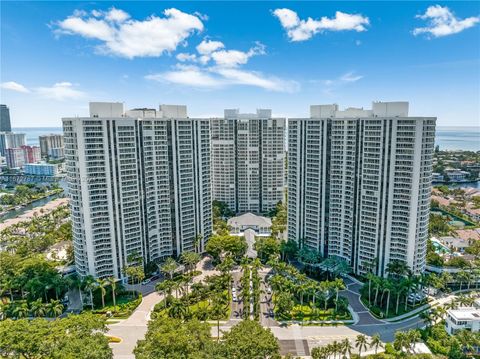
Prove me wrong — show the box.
[267,260,352,325]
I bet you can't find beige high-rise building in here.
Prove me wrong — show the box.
[63,102,212,279]
[288,102,435,276]
[211,109,285,214]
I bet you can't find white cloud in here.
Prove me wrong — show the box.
[146,65,224,88]
[146,64,298,93]
[176,53,197,62]
[340,71,363,82]
[211,43,265,67]
[1,81,30,93]
[273,8,369,41]
[413,5,479,38]
[54,7,204,58]
[147,37,295,92]
[35,82,86,101]
[196,39,225,55]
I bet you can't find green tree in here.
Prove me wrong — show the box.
[370,333,383,355]
[160,258,178,280]
[180,251,201,274]
[254,236,280,262]
[221,320,281,359]
[0,314,112,359]
[107,277,117,312]
[134,318,215,359]
[355,334,368,357]
[97,278,107,308]
[83,275,97,310]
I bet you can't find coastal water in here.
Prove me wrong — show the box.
[435,126,480,152]
[14,126,478,151]
[12,127,63,146]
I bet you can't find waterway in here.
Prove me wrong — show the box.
[0,191,65,222]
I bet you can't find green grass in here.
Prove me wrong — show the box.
[360,295,428,319]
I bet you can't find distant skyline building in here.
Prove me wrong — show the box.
[39,134,64,158]
[63,102,212,279]
[5,145,40,168]
[0,132,26,156]
[211,109,285,214]
[0,105,12,132]
[288,102,436,276]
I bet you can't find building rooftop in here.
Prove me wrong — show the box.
[448,308,480,321]
[227,212,272,228]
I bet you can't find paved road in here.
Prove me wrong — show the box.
[108,257,220,359]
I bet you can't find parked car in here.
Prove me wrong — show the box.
[141,278,151,285]
[232,293,238,302]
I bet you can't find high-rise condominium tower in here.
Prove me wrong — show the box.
[288,102,435,276]
[211,109,285,214]
[0,105,12,132]
[0,132,26,156]
[39,134,64,158]
[63,102,212,279]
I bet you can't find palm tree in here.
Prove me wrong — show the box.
[172,280,184,299]
[83,275,97,310]
[386,259,410,278]
[30,298,46,317]
[456,270,469,291]
[406,329,421,354]
[340,338,352,359]
[180,251,201,274]
[332,278,345,312]
[393,331,408,353]
[383,280,394,317]
[69,274,84,309]
[330,340,339,359]
[394,280,406,315]
[107,277,117,312]
[355,334,369,357]
[370,334,383,355]
[366,272,376,305]
[46,299,64,318]
[168,300,188,319]
[160,257,178,280]
[13,302,29,319]
[210,298,226,342]
[97,279,107,308]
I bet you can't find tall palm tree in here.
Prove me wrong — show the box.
[83,275,97,310]
[330,340,340,359]
[340,338,352,359]
[181,251,201,274]
[333,278,345,312]
[107,277,117,312]
[370,334,383,355]
[97,278,107,308]
[456,271,469,291]
[160,258,178,280]
[355,334,369,357]
[69,274,84,309]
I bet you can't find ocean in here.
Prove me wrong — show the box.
[13,126,480,151]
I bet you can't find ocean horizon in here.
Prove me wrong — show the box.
[13,125,480,151]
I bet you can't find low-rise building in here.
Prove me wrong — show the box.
[432,172,445,182]
[227,212,272,236]
[446,307,480,335]
[24,163,59,176]
[438,236,471,253]
[445,169,470,182]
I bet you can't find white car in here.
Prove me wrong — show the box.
[232,293,238,302]
[232,287,237,294]
[266,287,272,295]
[141,278,151,285]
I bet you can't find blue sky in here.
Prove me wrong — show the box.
[1,1,479,127]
